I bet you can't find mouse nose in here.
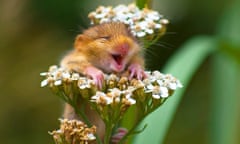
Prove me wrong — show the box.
[117,42,129,55]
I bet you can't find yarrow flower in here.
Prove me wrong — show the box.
[40,65,182,102]
[91,91,113,105]
[40,65,73,87]
[78,77,95,89]
[88,3,169,39]
[49,119,96,144]
[91,87,136,106]
[41,65,182,144]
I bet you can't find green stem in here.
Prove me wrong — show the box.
[73,105,91,126]
[104,123,113,144]
[135,0,152,9]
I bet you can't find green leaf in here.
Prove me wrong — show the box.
[210,52,240,144]
[133,36,217,144]
[219,41,240,64]
[209,1,240,144]
[217,0,240,45]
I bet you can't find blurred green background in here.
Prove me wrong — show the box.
[0,0,239,144]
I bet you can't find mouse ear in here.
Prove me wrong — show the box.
[74,34,89,50]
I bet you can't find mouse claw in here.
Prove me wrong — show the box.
[85,66,104,89]
[128,64,146,80]
[111,128,128,144]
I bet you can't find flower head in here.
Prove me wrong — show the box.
[42,65,183,144]
[49,119,96,144]
[88,3,168,39]
[41,65,182,104]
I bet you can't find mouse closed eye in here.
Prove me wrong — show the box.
[98,35,111,40]
[93,36,112,44]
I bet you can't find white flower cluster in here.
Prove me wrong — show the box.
[144,71,183,99]
[88,3,169,38]
[41,65,182,106]
[40,65,94,89]
[91,71,182,105]
[91,87,136,106]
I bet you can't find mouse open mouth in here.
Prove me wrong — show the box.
[112,54,123,65]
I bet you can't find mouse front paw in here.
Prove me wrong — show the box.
[84,66,104,89]
[111,128,128,144]
[128,63,146,80]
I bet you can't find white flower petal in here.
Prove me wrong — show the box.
[127,98,136,104]
[145,28,154,34]
[79,85,87,89]
[155,24,162,29]
[152,94,161,99]
[87,133,96,140]
[54,80,62,86]
[108,88,122,96]
[160,87,169,98]
[137,31,146,37]
[177,80,183,88]
[146,84,154,90]
[157,79,164,86]
[62,72,71,79]
[49,65,58,72]
[41,79,48,87]
[168,83,177,90]
[40,72,48,76]
[71,73,80,80]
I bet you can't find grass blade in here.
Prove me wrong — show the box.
[210,1,240,144]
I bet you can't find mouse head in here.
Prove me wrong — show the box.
[74,22,141,73]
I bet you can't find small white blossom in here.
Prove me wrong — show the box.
[145,83,154,93]
[126,97,136,105]
[49,65,58,72]
[156,79,164,86]
[152,71,165,79]
[160,19,169,25]
[87,133,96,140]
[152,94,161,99]
[54,79,62,86]
[136,31,146,37]
[91,91,113,105]
[40,72,48,76]
[125,93,136,105]
[145,83,169,99]
[71,73,80,81]
[41,79,49,87]
[123,87,136,105]
[108,88,122,97]
[155,23,162,29]
[40,77,54,87]
[62,72,71,79]
[78,78,93,89]
[145,28,154,34]
[159,86,169,98]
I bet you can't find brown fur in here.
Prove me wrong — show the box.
[60,22,145,143]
